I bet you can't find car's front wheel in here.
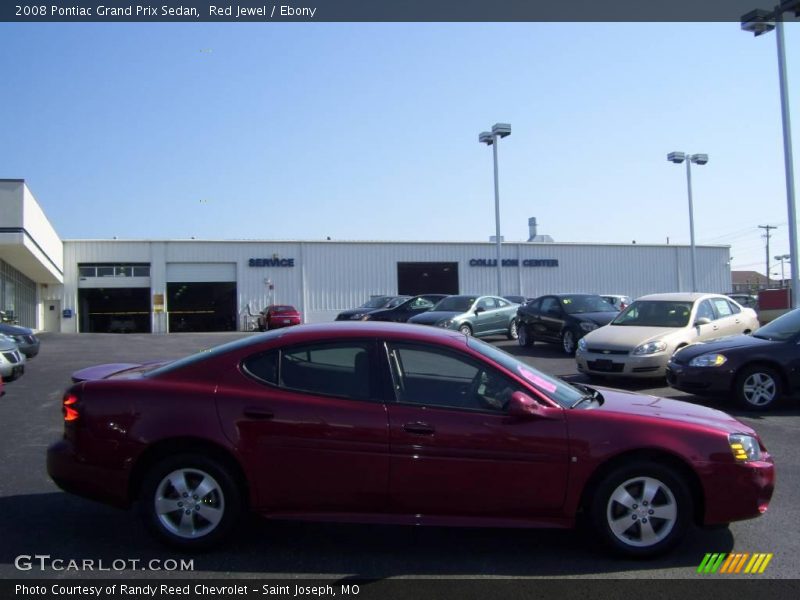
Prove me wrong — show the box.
[735,365,782,411]
[458,324,472,337]
[139,454,242,550]
[590,462,691,557]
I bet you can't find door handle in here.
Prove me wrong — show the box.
[243,407,274,420]
[403,422,435,435]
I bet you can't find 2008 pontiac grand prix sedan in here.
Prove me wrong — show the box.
[47,322,774,557]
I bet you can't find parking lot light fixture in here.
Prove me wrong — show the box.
[479,123,512,296]
[741,2,799,308]
[667,151,709,292]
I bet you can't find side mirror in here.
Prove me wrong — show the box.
[508,391,553,419]
[475,306,485,314]
[695,317,712,326]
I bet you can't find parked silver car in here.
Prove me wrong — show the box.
[0,334,26,382]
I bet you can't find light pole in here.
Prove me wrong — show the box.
[742,1,800,308]
[775,253,791,286]
[667,152,709,292]
[479,123,511,297]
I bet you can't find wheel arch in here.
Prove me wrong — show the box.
[128,437,250,509]
[731,360,789,393]
[578,448,706,527]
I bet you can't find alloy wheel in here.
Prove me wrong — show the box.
[605,476,678,549]
[154,468,225,539]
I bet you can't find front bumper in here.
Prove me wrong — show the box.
[47,439,131,508]
[575,350,668,378]
[700,458,775,525]
[665,361,733,395]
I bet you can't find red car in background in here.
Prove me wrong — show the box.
[47,323,773,557]
[257,305,301,331]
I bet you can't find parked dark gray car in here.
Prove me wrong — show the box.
[408,295,519,339]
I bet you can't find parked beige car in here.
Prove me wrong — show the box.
[575,293,759,379]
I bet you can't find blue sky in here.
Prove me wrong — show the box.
[1,22,798,276]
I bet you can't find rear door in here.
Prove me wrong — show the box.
[215,341,390,514]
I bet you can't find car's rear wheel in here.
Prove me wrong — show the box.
[590,462,690,557]
[140,454,242,550]
[735,365,782,411]
[507,319,519,340]
[518,323,534,347]
[562,329,578,355]
[458,324,472,337]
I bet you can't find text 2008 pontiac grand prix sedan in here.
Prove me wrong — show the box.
[47,322,774,557]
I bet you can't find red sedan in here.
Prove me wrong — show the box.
[47,323,774,556]
[257,305,301,331]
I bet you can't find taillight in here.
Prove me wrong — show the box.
[63,393,79,422]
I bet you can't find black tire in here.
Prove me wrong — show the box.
[517,323,534,347]
[458,324,472,337]
[590,461,691,557]
[562,329,578,356]
[139,453,243,550]
[735,365,783,411]
[507,319,519,341]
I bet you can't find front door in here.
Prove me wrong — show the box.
[384,342,570,518]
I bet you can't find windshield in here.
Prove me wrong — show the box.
[360,296,394,309]
[562,295,617,314]
[467,337,583,409]
[753,309,800,342]
[612,300,693,327]
[433,296,477,312]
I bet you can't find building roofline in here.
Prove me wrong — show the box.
[62,238,731,249]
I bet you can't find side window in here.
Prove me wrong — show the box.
[727,300,741,315]
[477,297,497,311]
[696,300,716,321]
[410,298,433,309]
[387,344,519,413]
[279,343,372,401]
[242,350,279,385]
[712,298,733,318]
[540,297,559,314]
[497,299,509,308]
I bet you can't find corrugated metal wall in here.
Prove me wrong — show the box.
[60,240,731,331]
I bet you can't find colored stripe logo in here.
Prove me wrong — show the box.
[697,553,773,574]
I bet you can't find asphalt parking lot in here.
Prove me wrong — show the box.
[1,331,798,581]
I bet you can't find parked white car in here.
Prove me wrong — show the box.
[576,293,759,379]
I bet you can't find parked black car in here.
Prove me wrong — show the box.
[363,294,447,322]
[0,323,39,358]
[335,296,411,321]
[516,294,618,355]
[667,308,800,411]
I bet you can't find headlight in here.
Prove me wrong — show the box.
[689,353,727,367]
[632,340,667,355]
[437,319,453,328]
[350,313,366,320]
[729,433,762,462]
[579,322,598,332]
[577,338,587,352]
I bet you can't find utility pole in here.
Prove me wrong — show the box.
[759,225,778,288]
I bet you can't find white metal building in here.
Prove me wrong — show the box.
[2,180,733,334]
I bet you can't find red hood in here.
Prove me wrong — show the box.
[71,361,171,382]
[593,386,756,436]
